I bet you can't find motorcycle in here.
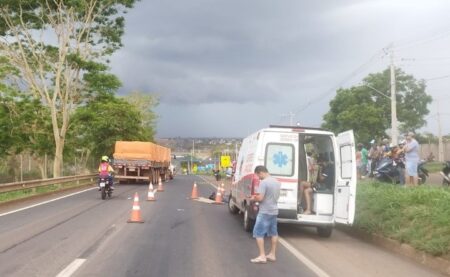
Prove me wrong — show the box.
[99,176,113,200]
[440,161,450,186]
[417,160,429,184]
[374,157,428,184]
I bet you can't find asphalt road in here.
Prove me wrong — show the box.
[0,175,445,277]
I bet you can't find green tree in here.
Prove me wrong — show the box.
[364,68,432,132]
[125,91,158,140]
[322,68,432,143]
[68,94,154,168]
[0,0,138,177]
[0,88,54,178]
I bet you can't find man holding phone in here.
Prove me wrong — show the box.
[249,165,281,264]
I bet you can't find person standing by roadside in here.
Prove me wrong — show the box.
[368,140,379,177]
[250,165,281,264]
[404,132,420,186]
[360,143,368,178]
[395,140,406,185]
[356,147,362,180]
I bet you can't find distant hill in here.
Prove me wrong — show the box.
[155,137,242,159]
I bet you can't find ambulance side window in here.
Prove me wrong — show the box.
[265,143,295,176]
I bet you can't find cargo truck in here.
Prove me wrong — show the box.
[113,141,173,184]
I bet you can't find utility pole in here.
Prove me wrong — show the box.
[390,45,399,145]
[437,100,444,162]
[191,139,194,174]
[280,111,295,126]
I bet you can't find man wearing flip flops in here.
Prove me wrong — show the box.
[250,165,281,264]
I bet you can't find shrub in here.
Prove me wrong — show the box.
[354,181,450,256]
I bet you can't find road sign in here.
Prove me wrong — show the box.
[220,155,231,168]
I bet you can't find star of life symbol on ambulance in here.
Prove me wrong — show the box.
[273,151,288,168]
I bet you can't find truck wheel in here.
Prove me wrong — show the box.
[243,205,255,232]
[317,226,333,238]
[228,193,239,214]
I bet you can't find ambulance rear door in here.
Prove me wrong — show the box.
[334,130,357,225]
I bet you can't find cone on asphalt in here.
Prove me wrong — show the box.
[147,182,156,201]
[190,182,199,199]
[157,177,164,192]
[220,183,225,194]
[128,192,144,223]
[212,186,223,205]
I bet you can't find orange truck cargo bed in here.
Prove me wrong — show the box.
[113,141,171,162]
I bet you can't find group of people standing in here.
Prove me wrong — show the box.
[357,132,421,186]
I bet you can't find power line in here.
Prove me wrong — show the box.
[405,57,450,61]
[425,74,450,81]
[290,48,386,116]
[395,29,450,51]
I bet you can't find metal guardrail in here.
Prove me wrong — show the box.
[0,174,97,194]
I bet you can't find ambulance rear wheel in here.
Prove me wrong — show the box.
[317,226,333,238]
[243,205,255,232]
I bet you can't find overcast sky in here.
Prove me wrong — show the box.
[110,0,450,139]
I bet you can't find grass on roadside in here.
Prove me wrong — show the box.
[354,180,450,256]
[0,181,92,204]
[424,161,445,173]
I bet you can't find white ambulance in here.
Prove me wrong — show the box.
[228,125,356,237]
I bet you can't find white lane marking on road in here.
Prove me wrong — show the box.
[279,237,330,277]
[198,175,328,276]
[0,187,96,217]
[56,258,86,277]
[197,175,218,190]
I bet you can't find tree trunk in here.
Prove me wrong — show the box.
[32,155,47,179]
[53,137,64,178]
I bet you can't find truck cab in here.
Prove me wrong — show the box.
[228,126,357,237]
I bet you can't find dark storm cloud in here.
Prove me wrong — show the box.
[112,0,346,105]
[110,0,450,137]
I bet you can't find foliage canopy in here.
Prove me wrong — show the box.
[322,68,432,143]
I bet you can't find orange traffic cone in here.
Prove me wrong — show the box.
[157,177,164,192]
[128,192,144,223]
[212,186,223,205]
[147,183,156,201]
[220,183,225,194]
[190,182,199,199]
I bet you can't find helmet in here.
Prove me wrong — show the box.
[101,155,109,162]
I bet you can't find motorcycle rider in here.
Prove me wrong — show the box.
[393,141,406,185]
[98,156,114,190]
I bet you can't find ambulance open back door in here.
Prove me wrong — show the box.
[334,130,357,225]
